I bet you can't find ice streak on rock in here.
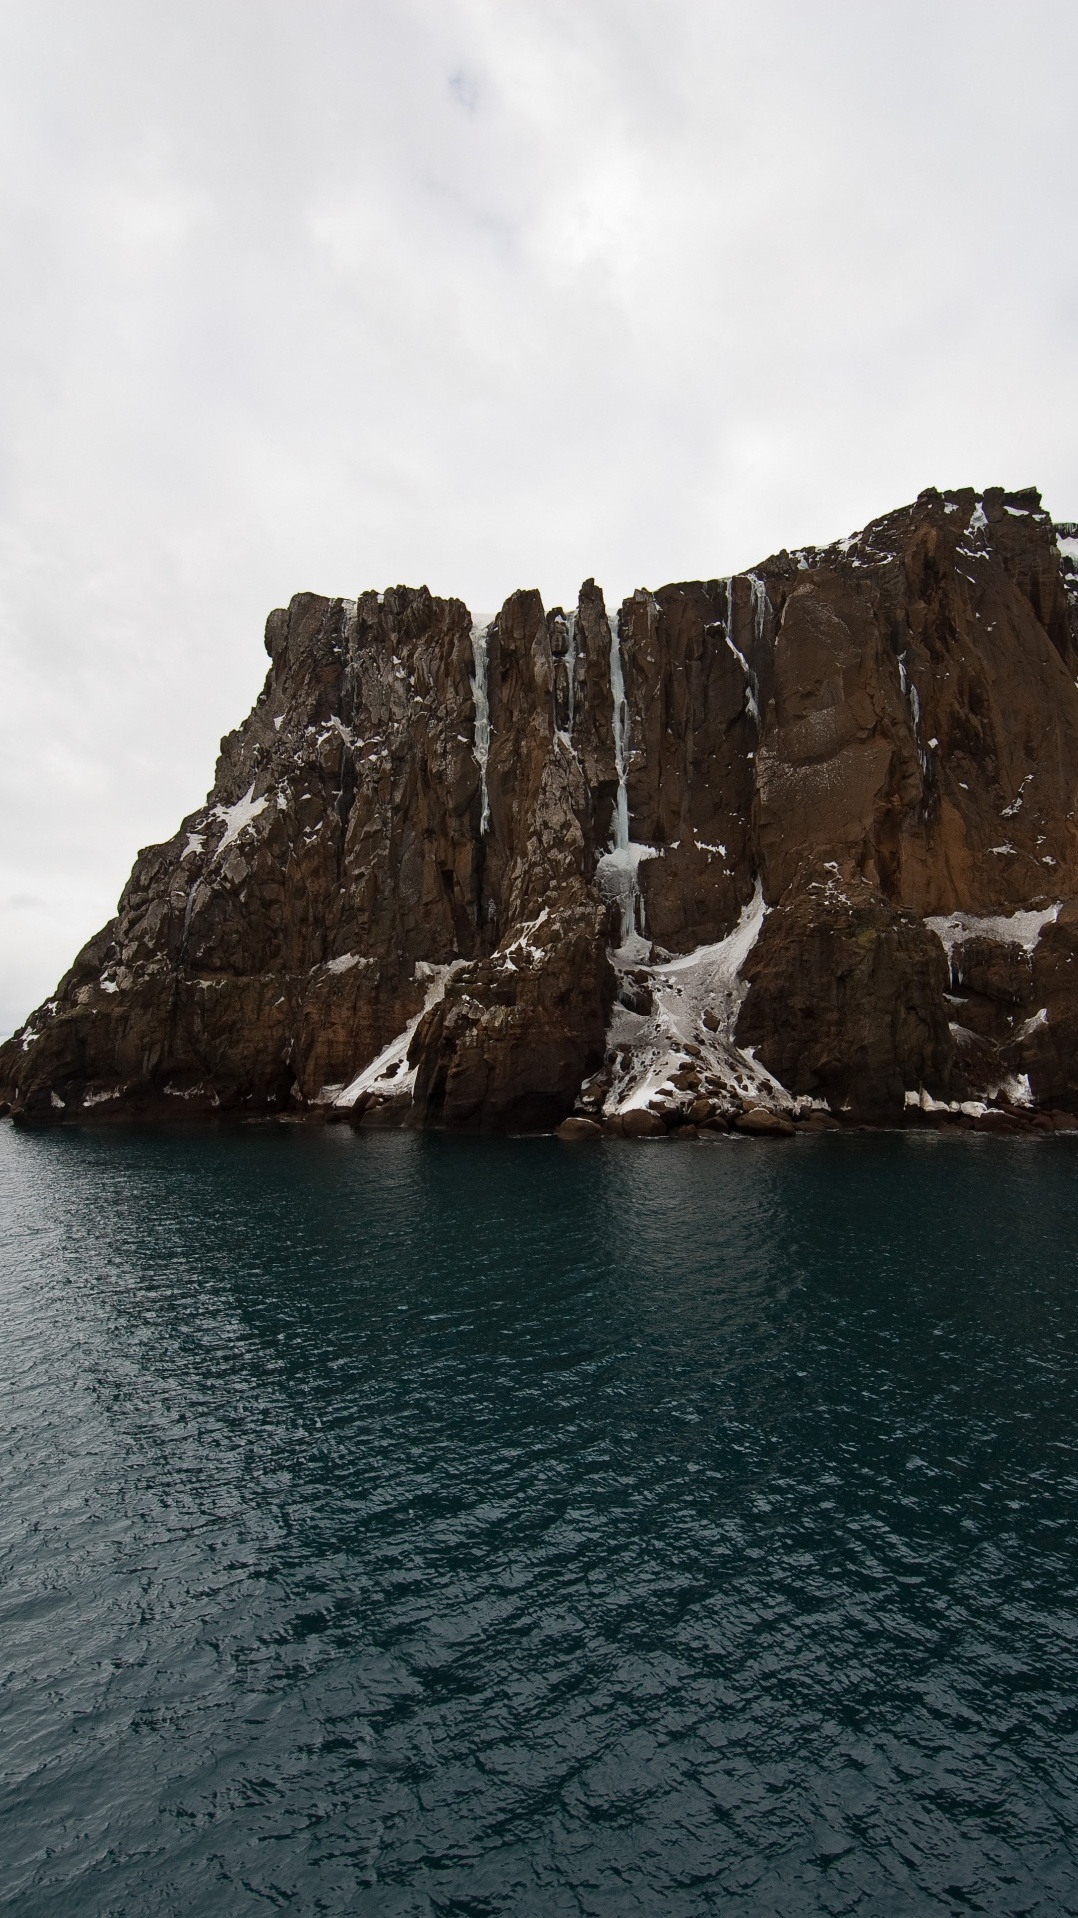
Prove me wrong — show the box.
[470,618,492,835]
[724,578,760,727]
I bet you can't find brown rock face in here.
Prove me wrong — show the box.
[1006,907,1078,1108]
[5,486,1078,1131]
[408,904,614,1132]
[735,872,952,1119]
[617,578,758,948]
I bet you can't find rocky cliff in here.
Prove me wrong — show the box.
[6,484,1078,1135]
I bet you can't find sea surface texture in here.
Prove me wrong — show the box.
[2,1124,1077,1917]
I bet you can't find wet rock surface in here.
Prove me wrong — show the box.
[6,487,1078,1132]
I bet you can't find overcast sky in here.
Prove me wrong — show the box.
[2,0,1077,1035]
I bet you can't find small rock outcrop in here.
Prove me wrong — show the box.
[5,486,1078,1133]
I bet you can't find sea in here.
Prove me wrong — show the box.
[2,1121,1077,1916]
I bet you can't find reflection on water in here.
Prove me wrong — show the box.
[2,1124,1077,1914]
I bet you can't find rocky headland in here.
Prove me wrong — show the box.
[6,485,1078,1138]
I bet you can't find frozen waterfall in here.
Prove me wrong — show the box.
[609,612,630,851]
[470,619,492,835]
[595,611,652,946]
[724,577,760,728]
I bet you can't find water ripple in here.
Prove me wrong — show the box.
[1,1126,1077,1913]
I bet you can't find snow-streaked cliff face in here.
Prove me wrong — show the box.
[5,486,1078,1133]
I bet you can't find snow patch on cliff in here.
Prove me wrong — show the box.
[602,880,797,1118]
[968,502,989,536]
[926,902,1059,963]
[1001,774,1033,816]
[213,785,269,853]
[498,909,551,967]
[326,961,465,1110]
[905,1068,1034,1116]
[324,952,365,975]
[164,1082,220,1105]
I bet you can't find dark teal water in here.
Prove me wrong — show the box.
[2,1125,1077,1916]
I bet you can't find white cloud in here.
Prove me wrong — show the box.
[1,0,1076,1032]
